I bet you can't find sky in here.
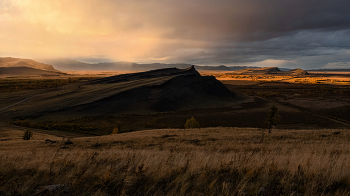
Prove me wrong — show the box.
[1,0,350,69]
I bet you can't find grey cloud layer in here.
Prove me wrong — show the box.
[145,0,350,41]
[113,0,350,68]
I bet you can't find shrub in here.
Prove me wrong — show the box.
[112,124,122,134]
[23,130,33,140]
[184,117,200,129]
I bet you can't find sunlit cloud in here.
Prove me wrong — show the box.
[1,0,350,69]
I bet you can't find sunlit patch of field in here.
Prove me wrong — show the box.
[287,77,350,85]
[205,72,350,85]
[308,71,350,75]
[1,125,350,195]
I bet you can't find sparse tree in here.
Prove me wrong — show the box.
[184,117,200,129]
[23,129,33,140]
[266,105,279,133]
[112,123,122,134]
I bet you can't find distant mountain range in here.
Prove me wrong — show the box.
[307,68,350,72]
[4,57,348,74]
[36,58,261,71]
[231,67,308,75]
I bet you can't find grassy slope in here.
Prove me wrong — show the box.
[1,126,350,195]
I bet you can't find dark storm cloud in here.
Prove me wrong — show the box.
[152,0,350,42]
[134,0,350,68]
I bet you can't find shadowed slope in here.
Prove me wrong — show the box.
[89,65,200,85]
[3,66,240,118]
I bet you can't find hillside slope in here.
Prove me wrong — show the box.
[2,66,241,118]
[0,57,58,71]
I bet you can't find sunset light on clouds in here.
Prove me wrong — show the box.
[1,0,350,69]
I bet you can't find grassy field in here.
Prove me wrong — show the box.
[206,73,350,86]
[1,126,350,195]
[1,71,350,195]
[0,77,99,92]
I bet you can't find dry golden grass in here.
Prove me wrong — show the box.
[1,127,350,195]
[206,72,350,86]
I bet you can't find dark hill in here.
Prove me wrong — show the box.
[4,66,241,118]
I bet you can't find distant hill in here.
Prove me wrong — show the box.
[0,57,58,71]
[227,66,260,71]
[279,68,292,71]
[37,58,135,71]
[234,67,281,74]
[287,68,308,75]
[0,57,64,77]
[131,63,258,71]
[308,68,350,72]
[38,58,188,71]
[37,58,261,71]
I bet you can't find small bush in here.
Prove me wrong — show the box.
[112,124,122,134]
[23,130,33,140]
[184,117,200,129]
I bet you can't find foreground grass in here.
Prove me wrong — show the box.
[1,127,350,195]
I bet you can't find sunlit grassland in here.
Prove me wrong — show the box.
[1,127,350,195]
[208,74,350,85]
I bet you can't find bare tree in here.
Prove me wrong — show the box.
[266,105,279,133]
